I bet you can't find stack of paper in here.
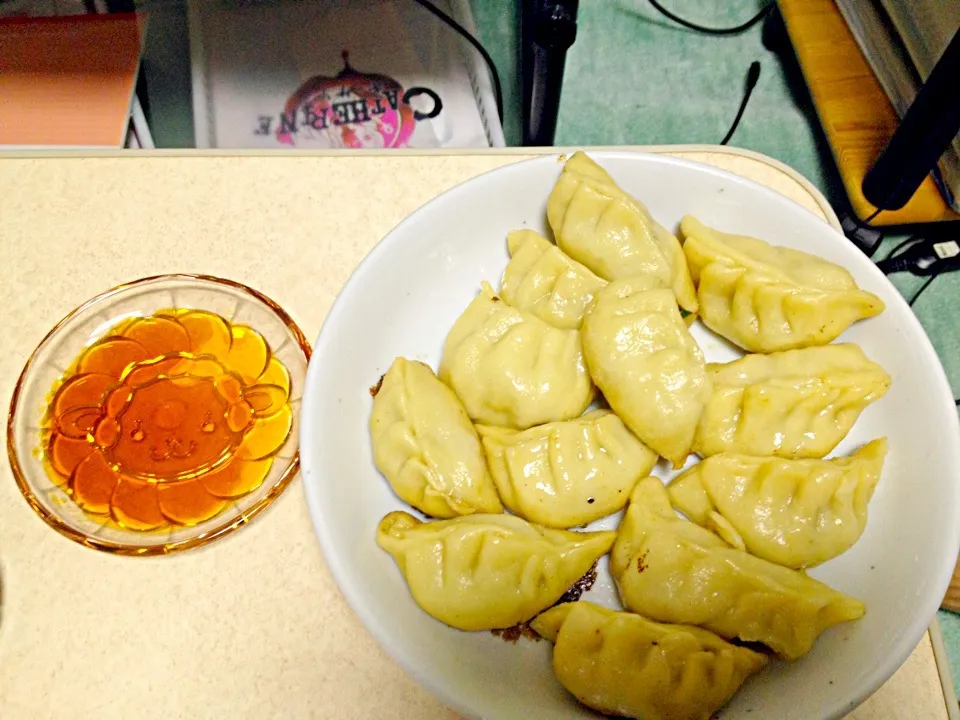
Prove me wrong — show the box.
[879,0,957,80]
[835,0,960,210]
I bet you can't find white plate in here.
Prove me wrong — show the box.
[300,151,960,719]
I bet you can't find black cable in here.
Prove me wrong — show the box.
[880,234,921,262]
[648,0,773,36]
[643,2,770,146]
[877,236,960,276]
[908,274,939,306]
[411,0,504,126]
[841,213,885,256]
[875,236,925,273]
[720,61,761,145]
[863,208,883,223]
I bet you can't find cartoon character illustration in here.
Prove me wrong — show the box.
[45,311,292,531]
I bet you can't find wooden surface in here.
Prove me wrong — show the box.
[0,148,950,719]
[944,556,960,614]
[778,0,958,225]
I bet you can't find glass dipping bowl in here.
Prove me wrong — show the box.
[7,274,311,555]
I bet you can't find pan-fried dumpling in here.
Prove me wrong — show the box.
[547,151,697,313]
[499,229,607,330]
[439,282,594,429]
[681,216,884,352]
[694,344,892,458]
[581,279,712,468]
[377,511,615,631]
[370,357,503,518]
[669,439,888,569]
[477,409,658,528]
[611,478,865,659]
[531,601,767,720]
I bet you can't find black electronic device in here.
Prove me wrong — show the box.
[521,0,579,146]
[862,28,960,212]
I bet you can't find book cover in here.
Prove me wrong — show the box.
[0,13,144,147]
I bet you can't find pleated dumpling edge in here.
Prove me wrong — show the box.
[370,357,503,518]
[499,229,607,330]
[611,477,866,659]
[439,281,595,429]
[680,215,885,353]
[694,344,892,459]
[477,409,658,528]
[530,601,768,720]
[377,511,615,631]
[581,278,712,468]
[547,151,698,314]
[669,438,888,569]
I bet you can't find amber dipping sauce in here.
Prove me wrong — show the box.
[43,310,294,532]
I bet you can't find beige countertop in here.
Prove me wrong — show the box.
[0,148,952,719]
